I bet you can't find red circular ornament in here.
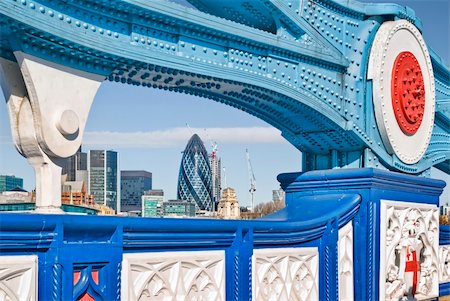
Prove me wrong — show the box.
[391,51,425,135]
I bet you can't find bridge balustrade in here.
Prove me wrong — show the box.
[0,168,446,300]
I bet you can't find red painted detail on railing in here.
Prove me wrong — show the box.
[73,271,81,285]
[78,291,95,301]
[91,270,99,285]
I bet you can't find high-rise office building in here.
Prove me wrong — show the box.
[141,189,164,218]
[163,200,196,218]
[177,134,213,211]
[89,150,119,211]
[121,170,152,212]
[209,151,221,209]
[62,146,88,183]
[272,189,285,203]
[0,175,24,192]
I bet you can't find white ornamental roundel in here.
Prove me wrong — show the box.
[368,20,435,164]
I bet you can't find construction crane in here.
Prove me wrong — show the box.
[204,128,219,209]
[203,128,218,159]
[246,148,256,211]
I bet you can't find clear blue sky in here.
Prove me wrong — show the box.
[0,0,448,207]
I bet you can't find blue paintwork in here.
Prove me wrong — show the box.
[441,225,450,245]
[440,225,450,296]
[0,0,448,174]
[0,168,446,299]
[0,0,449,299]
[0,193,359,300]
[279,168,445,300]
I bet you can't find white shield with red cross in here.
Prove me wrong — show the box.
[403,247,421,296]
[381,201,440,301]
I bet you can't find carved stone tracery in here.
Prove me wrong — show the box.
[439,245,450,283]
[252,248,319,301]
[0,255,37,301]
[338,222,354,301]
[382,201,439,300]
[122,251,225,301]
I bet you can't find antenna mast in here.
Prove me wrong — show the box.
[185,123,194,136]
[222,166,227,189]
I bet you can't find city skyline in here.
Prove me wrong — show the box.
[0,0,448,207]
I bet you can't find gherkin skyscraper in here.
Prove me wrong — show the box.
[177,134,213,211]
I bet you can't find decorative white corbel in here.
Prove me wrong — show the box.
[0,53,104,212]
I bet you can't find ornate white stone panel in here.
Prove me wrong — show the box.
[338,222,354,301]
[0,255,38,301]
[439,245,450,283]
[380,200,439,300]
[252,247,319,301]
[121,250,225,301]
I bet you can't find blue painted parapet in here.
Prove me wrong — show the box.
[0,0,448,180]
[0,168,445,300]
[278,168,445,300]
[0,0,449,212]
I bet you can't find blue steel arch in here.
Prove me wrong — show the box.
[0,0,448,174]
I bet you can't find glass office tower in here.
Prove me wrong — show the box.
[177,134,213,211]
[89,150,119,211]
[121,170,152,213]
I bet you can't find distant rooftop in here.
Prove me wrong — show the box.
[121,170,153,178]
[8,186,28,192]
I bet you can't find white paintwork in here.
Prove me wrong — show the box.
[0,57,27,156]
[121,250,225,301]
[368,20,435,164]
[380,200,439,300]
[439,245,450,283]
[14,52,104,158]
[1,57,63,211]
[338,222,354,301]
[56,110,79,136]
[252,247,319,301]
[0,255,38,301]
[0,53,104,211]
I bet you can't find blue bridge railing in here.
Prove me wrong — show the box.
[0,168,446,300]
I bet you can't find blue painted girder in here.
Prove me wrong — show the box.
[0,0,448,174]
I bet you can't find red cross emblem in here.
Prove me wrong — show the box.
[405,248,421,295]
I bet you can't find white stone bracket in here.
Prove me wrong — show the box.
[0,52,104,211]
